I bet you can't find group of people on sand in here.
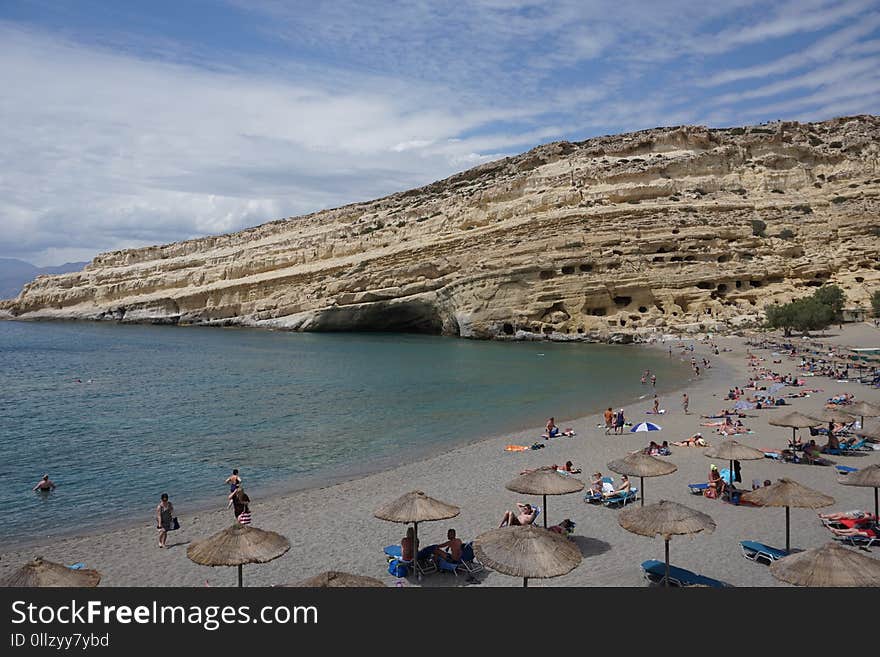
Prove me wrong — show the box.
[603,407,627,435]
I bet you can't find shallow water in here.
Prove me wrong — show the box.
[0,320,689,544]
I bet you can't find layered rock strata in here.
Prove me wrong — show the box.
[4,115,880,342]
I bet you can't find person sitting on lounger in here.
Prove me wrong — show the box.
[432,528,463,564]
[706,465,725,499]
[499,502,538,527]
[401,527,419,562]
[822,433,840,453]
[604,474,631,498]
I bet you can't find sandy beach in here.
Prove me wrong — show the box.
[3,323,879,587]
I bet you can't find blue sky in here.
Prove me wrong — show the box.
[1,0,878,265]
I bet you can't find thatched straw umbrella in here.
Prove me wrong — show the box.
[838,464,880,519]
[768,411,821,444]
[740,478,834,552]
[187,523,290,587]
[473,525,581,587]
[770,542,880,587]
[373,491,460,578]
[617,500,715,588]
[703,440,765,487]
[504,468,584,527]
[855,424,880,441]
[289,571,386,587]
[0,557,101,587]
[849,401,880,430]
[607,452,677,506]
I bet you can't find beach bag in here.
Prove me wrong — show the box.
[237,511,252,525]
[387,559,408,577]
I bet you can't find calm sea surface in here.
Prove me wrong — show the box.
[0,321,689,545]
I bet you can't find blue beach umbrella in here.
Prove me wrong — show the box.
[630,422,662,433]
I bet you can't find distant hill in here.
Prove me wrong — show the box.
[0,258,88,300]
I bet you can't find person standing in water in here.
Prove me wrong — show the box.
[225,469,242,493]
[32,474,56,492]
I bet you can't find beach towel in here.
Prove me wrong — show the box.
[505,445,529,452]
[645,409,667,414]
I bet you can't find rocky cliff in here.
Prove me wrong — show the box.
[3,115,879,341]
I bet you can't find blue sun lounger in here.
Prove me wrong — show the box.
[835,465,858,475]
[603,487,638,507]
[688,483,709,495]
[640,560,732,588]
[740,540,789,565]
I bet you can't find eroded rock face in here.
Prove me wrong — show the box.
[4,115,880,341]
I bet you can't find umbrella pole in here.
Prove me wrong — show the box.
[238,564,242,588]
[523,577,529,588]
[414,522,420,581]
[543,494,547,528]
[664,538,670,588]
[875,487,878,521]
[640,476,644,506]
[785,507,791,553]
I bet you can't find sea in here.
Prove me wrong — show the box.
[0,320,691,546]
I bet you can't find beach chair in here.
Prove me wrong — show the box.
[383,544,437,577]
[835,465,859,475]
[688,483,709,495]
[603,487,638,507]
[584,478,613,504]
[640,560,731,588]
[436,541,484,577]
[739,540,789,565]
[831,533,880,548]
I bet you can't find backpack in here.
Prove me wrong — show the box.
[387,558,408,577]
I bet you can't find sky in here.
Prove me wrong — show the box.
[1,1,878,266]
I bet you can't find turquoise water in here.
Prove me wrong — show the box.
[0,321,689,546]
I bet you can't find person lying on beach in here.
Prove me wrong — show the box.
[672,434,709,447]
[32,474,56,492]
[819,510,876,523]
[548,519,576,535]
[643,440,660,455]
[499,503,538,527]
[558,461,581,474]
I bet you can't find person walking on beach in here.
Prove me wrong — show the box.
[652,395,660,414]
[682,393,689,415]
[230,488,250,521]
[603,407,614,434]
[156,493,174,549]
[32,474,56,492]
[614,408,625,435]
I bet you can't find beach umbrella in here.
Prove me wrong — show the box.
[607,452,677,506]
[740,478,834,552]
[473,525,581,587]
[289,571,386,587]
[630,422,662,433]
[373,491,460,579]
[768,411,821,444]
[838,464,880,519]
[769,542,880,587]
[187,523,290,587]
[854,424,880,441]
[0,557,101,587]
[810,408,857,442]
[704,440,765,486]
[848,401,880,429]
[505,467,584,528]
[617,500,715,588]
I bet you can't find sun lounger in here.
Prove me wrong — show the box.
[384,544,438,577]
[436,541,484,576]
[740,540,789,565]
[640,560,732,588]
[603,487,638,507]
[835,465,858,475]
[688,483,709,495]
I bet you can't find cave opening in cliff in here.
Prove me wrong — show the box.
[311,300,449,335]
